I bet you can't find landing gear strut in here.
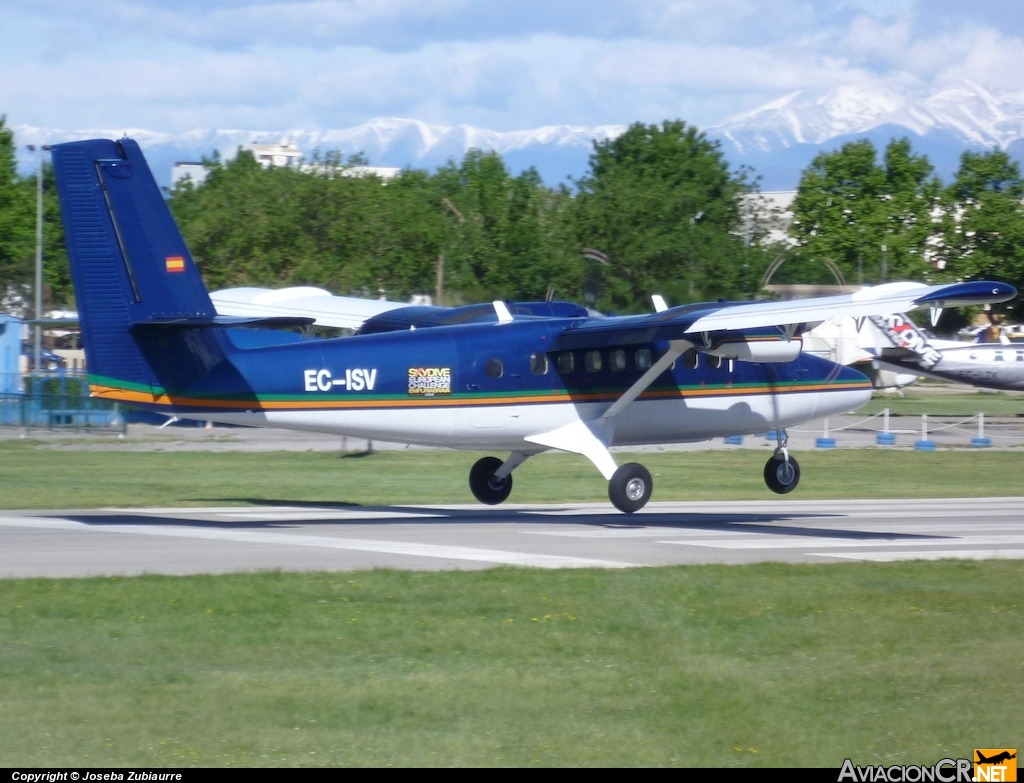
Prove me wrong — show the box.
[764,429,800,494]
[608,462,653,514]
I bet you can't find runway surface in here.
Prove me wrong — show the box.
[2,497,1024,577]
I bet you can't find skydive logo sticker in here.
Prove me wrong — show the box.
[974,749,1017,782]
[408,367,451,396]
[869,314,943,369]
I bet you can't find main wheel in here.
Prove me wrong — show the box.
[764,453,801,494]
[469,456,513,505]
[608,463,653,514]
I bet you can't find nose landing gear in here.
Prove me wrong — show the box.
[764,428,800,494]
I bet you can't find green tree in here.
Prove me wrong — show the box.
[0,116,34,311]
[38,162,70,307]
[432,151,581,302]
[939,149,1024,279]
[787,138,941,286]
[573,120,751,312]
[171,147,582,305]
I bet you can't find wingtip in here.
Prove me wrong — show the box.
[913,280,1017,307]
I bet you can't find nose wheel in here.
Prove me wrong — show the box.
[469,456,514,505]
[764,453,800,494]
[609,463,653,513]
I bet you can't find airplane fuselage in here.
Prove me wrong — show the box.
[879,344,1024,391]
[91,318,873,451]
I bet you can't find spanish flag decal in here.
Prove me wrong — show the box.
[165,256,185,273]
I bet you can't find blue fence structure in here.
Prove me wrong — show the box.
[0,315,21,395]
[0,370,125,431]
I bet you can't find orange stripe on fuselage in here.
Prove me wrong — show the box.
[89,381,870,411]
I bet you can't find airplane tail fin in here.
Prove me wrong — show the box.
[51,138,220,392]
[868,313,942,369]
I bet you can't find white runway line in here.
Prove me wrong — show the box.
[660,535,1024,550]
[524,522,1024,539]
[836,523,1024,533]
[0,515,635,569]
[813,549,1024,562]
[219,511,443,521]
[100,506,263,514]
[524,528,728,539]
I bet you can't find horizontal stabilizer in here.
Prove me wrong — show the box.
[132,315,315,329]
[210,287,406,330]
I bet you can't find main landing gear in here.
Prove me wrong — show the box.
[764,429,800,494]
[470,427,800,514]
[468,453,655,514]
[469,456,514,505]
[469,454,655,513]
[608,463,653,514]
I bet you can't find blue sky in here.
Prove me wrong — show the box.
[1,0,1022,132]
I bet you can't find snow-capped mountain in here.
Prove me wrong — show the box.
[13,81,1024,191]
[13,119,626,188]
[711,80,1024,188]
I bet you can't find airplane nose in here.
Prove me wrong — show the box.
[816,362,873,418]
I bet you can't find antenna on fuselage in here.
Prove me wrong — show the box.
[492,300,514,324]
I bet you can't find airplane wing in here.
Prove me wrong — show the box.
[554,281,1016,350]
[210,286,408,330]
[530,279,1014,469]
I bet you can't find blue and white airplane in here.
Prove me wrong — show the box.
[50,138,1016,512]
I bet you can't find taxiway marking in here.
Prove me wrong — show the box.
[660,534,1024,550]
[813,549,1024,562]
[0,515,633,569]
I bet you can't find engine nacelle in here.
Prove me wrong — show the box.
[704,336,803,363]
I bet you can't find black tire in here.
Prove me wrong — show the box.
[469,456,513,505]
[764,453,801,494]
[608,463,653,514]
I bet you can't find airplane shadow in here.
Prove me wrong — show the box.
[63,501,950,543]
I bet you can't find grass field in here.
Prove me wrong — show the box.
[859,390,1024,417]
[2,439,1024,509]
[1,562,1021,766]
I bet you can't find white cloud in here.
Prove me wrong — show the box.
[0,0,1022,133]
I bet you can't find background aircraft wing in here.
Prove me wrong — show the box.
[555,281,1015,350]
[210,286,408,330]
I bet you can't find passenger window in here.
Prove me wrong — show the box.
[708,355,723,369]
[683,350,698,370]
[585,351,602,373]
[485,357,504,379]
[1017,351,1024,362]
[530,353,549,375]
[610,349,626,372]
[635,349,652,371]
[995,351,1004,362]
[557,352,575,374]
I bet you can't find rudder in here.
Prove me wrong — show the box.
[52,138,218,391]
